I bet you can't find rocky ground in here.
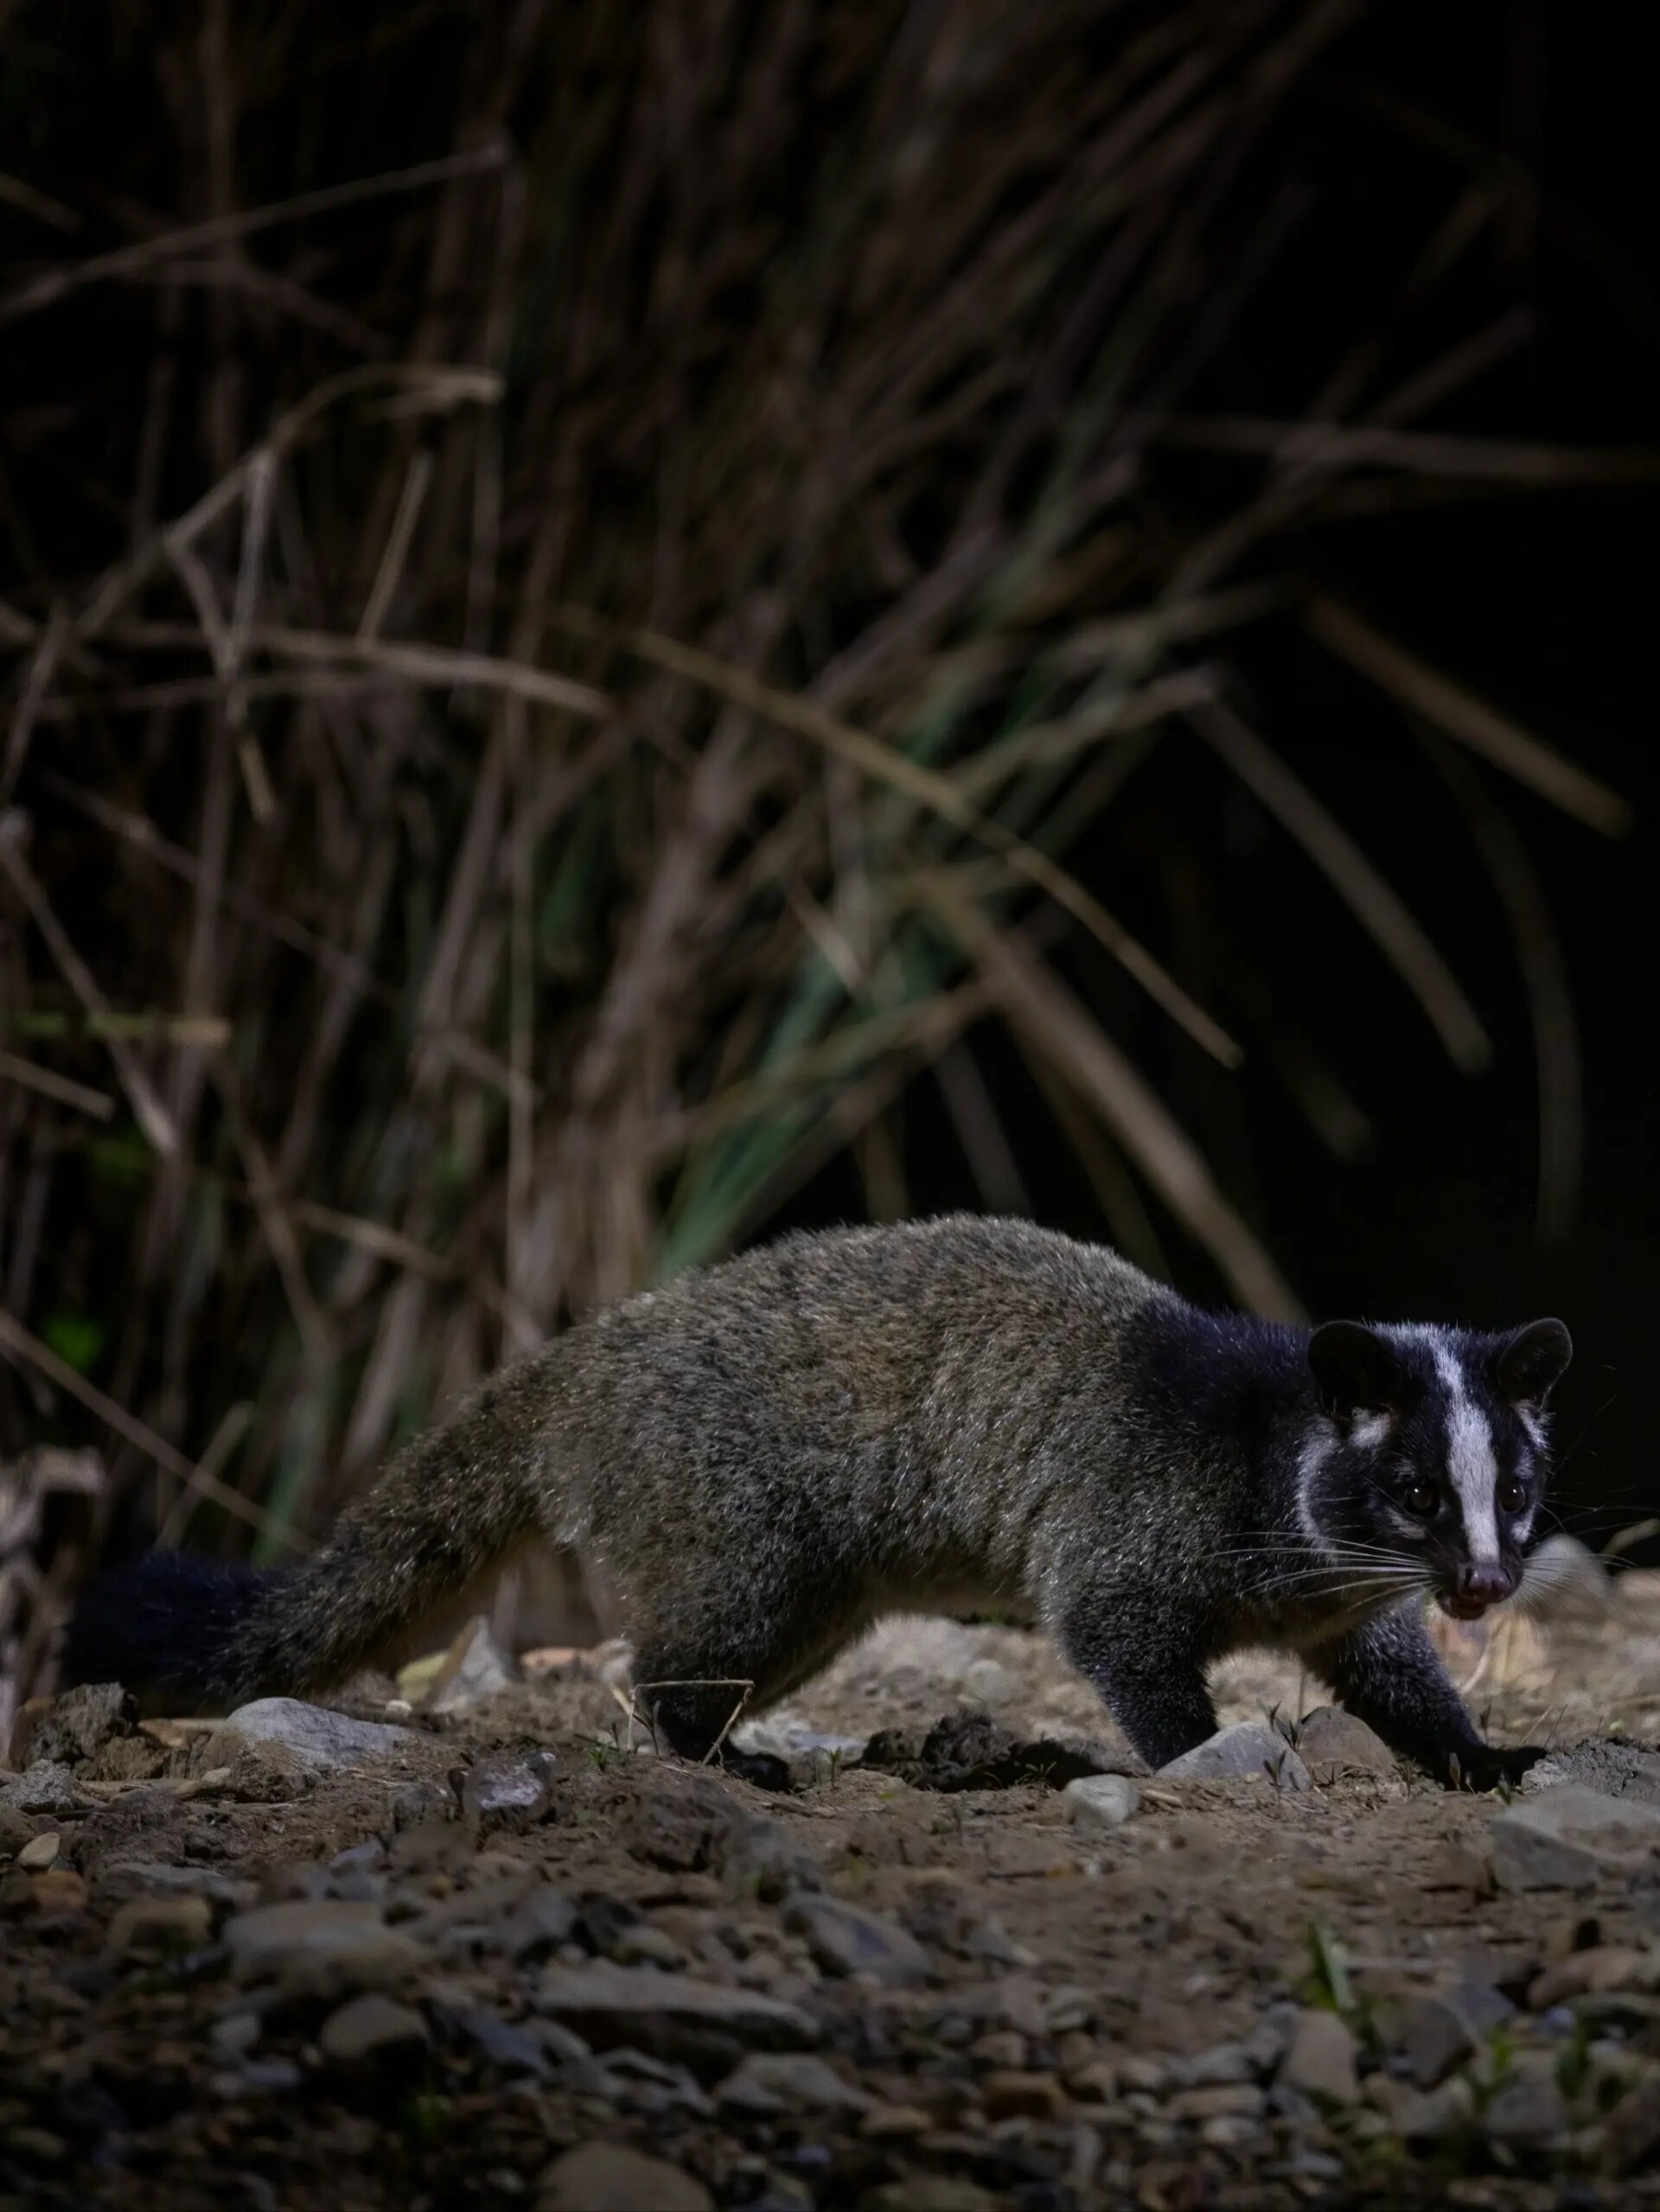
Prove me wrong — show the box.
[7,1539,1660,2210]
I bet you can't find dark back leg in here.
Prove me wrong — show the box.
[628,1582,867,1790]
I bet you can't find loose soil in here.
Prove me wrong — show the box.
[3,1558,1659,2211]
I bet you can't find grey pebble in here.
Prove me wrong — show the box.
[1158,1722,1311,1792]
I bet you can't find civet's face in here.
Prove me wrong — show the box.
[1302,1317,1573,1618]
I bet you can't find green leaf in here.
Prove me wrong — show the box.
[1304,1920,1353,2013]
[42,1311,105,1374]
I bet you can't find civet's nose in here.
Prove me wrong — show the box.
[1456,1561,1516,1608]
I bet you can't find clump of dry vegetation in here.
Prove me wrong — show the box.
[0,3,1634,1700]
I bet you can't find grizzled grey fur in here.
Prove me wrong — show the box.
[67,1215,1572,1790]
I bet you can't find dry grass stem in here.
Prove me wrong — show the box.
[0,2,1627,1698]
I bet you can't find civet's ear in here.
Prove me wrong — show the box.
[1497,1318,1573,1407]
[1307,1322,1408,1419]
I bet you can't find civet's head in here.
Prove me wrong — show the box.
[1301,1317,1573,1618]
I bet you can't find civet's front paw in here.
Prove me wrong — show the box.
[1446,1742,1545,1794]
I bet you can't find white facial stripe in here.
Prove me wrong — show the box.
[1296,1433,1334,1548]
[1350,1411,1392,1450]
[1432,1341,1500,1564]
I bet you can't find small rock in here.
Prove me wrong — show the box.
[1482,2053,1569,2141]
[208,1699,419,1776]
[602,2046,712,2114]
[538,2143,712,2212]
[210,2013,262,2060]
[1242,2009,1294,2075]
[574,1895,642,1956]
[730,1710,867,1765]
[10,1682,136,1768]
[626,1786,810,1893]
[1604,2077,1660,2172]
[0,1804,35,1857]
[223,1899,422,1998]
[5,2126,67,2165]
[610,1925,686,1970]
[1175,2043,1256,2088]
[980,2068,1067,2120]
[1066,2026,1107,2079]
[106,1895,214,1955]
[1541,1910,1607,1960]
[718,2053,870,2114]
[1277,2008,1359,2105]
[176,1765,235,1801]
[1044,1983,1093,2032]
[1168,2083,1265,2120]
[237,2058,304,2095]
[99,1860,259,1910]
[419,1616,520,1714]
[984,1972,1046,2037]
[961,1916,1022,1967]
[1199,2113,1258,2148]
[782,1893,931,1986]
[17,1832,59,1871]
[1278,2150,1346,2183]
[536,2018,612,2092]
[861,2103,933,2140]
[495,1886,579,1960]
[216,1742,322,1803]
[1523,1739,1660,1804]
[319,1992,429,2070]
[1580,2040,1650,2106]
[1066,2057,1120,2101]
[390,1779,454,1830]
[330,1873,385,1909]
[1063,1774,1141,1832]
[535,1961,816,2059]
[1452,1977,1514,2036]
[331,1839,386,1876]
[27,1868,86,1914]
[1371,2070,1477,2142]
[449,2007,549,2075]
[861,2181,996,2212]
[959,1658,1020,1707]
[1294,1707,1401,1786]
[91,1735,169,1785]
[459,1750,558,1830]
[1491,1785,1660,1890]
[1158,1722,1311,1791]
[1528,1945,1644,2008]
[1378,1986,1504,2088]
[0,1762,80,1816]
[970,2029,1027,2070]
[1424,1842,1496,1894]
[396,1869,537,1950]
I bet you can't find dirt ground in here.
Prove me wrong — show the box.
[5,1544,1660,2211]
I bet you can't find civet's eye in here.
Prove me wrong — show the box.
[1497,1477,1528,1514]
[1401,1479,1439,1517]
